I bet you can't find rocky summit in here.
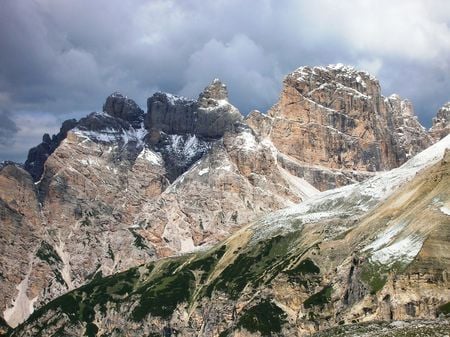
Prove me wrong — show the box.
[0,65,449,336]
[248,64,433,190]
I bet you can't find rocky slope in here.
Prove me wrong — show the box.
[0,65,446,329]
[430,102,450,141]
[311,319,450,337]
[7,135,450,337]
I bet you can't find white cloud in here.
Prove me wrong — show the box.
[299,0,450,65]
[357,58,383,76]
[180,34,281,113]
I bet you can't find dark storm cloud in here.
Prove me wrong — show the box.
[0,0,450,161]
[0,110,18,146]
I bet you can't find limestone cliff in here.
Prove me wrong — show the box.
[247,64,433,190]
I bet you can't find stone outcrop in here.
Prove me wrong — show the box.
[24,119,77,181]
[136,123,314,256]
[102,92,144,128]
[145,79,242,138]
[430,102,450,141]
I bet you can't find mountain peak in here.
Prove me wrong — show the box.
[103,92,144,128]
[198,78,229,104]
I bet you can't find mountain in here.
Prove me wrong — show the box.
[0,65,447,329]
[0,79,316,328]
[7,134,450,337]
[247,64,433,190]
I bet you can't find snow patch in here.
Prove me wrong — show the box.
[198,168,209,176]
[3,267,38,328]
[236,131,258,152]
[161,92,193,105]
[219,165,232,171]
[370,235,424,266]
[74,123,147,147]
[137,147,163,166]
[200,99,239,115]
[167,134,210,161]
[362,222,406,252]
[440,206,450,216]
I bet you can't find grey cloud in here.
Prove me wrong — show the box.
[0,110,19,147]
[180,35,282,114]
[0,0,449,161]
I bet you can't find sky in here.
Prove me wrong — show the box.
[1,0,450,162]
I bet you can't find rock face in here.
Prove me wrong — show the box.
[136,123,313,256]
[8,135,450,337]
[430,102,450,141]
[102,92,144,128]
[0,66,444,329]
[248,64,433,190]
[0,164,42,328]
[24,119,77,181]
[145,79,242,139]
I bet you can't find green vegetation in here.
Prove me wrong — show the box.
[131,245,228,320]
[131,262,194,320]
[237,300,287,336]
[360,262,387,295]
[54,269,67,286]
[23,244,230,331]
[36,240,62,265]
[34,239,67,287]
[284,257,321,287]
[26,266,141,329]
[107,243,115,261]
[437,301,450,315]
[128,229,151,250]
[360,261,407,295]
[303,285,333,309]
[208,233,299,298]
[187,245,226,282]
[218,328,231,337]
[81,217,92,227]
[85,323,98,337]
[285,258,320,275]
[15,231,312,334]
